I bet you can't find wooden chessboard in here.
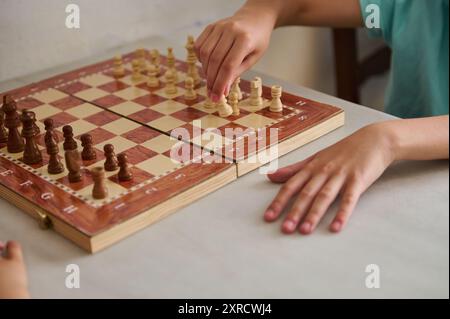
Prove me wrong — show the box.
[0,49,344,253]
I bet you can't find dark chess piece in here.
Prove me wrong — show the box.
[104,144,118,171]
[45,135,64,174]
[0,108,8,144]
[44,118,59,145]
[20,110,42,165]
[63,125,77,151]
[91,167,108,199]
[65,149,82,183]
[117,153,133,182]
[81,133,96,161]
[2,95,24,153]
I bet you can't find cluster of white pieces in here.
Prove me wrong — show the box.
[209,76,284,118]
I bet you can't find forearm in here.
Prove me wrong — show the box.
[381,116,449,161]
[238,0,363,28]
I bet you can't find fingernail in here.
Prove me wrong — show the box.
[330,221,342,232]
[300,222,312,234]
[210,93,220,103]
[264,209,275,221]
[282,220,296,233]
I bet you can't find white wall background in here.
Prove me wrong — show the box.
[0,0,386,107]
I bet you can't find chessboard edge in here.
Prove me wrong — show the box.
[236,110,345,176]
[89,164,237,253]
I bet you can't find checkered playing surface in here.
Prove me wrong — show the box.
[0,89,197,208]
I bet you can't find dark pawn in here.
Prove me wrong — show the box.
[91,167,108,199]
[63,125,77,151]
[0,109,8,144]
[46,135,64,174]
[44,118,59,144]
[117,153,133,182]
[104,144,118,171]
[21,110,40,136]
[81,134,96,161]
[65,149,82,183]
[21,111,42,165]
[3,95,24,153]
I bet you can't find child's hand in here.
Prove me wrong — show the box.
[195,4,277,101]
[0,241,29,299]
[265,123,395,234]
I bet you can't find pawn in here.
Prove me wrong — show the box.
[269,85,284,113]
[184,77,197,100]
[136,48,147,72]
[150,49,161,75]
[91,167,108,200]
[229,92,240,116]
[113,55,125,78]
[203,97,216,110]
[46,135,64,175]
[147,64,160,88]
[81,134,96,161]
[0,109,8,144]
[217,95,233,118]
[164,69,178,95]
[63,125,77,151]
[117,153,133,182]
[104,144,118,171]
[131,59,142,82]
[44,118,59,145]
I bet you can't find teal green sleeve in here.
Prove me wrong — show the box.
[359,0,396,44]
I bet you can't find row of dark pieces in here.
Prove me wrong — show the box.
[0,94,132,200]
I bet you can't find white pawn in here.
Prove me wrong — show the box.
[147,64,159,88]
[164,69,177,95]
[113,55,125,78]
[231,77,243,100]
[204,97,216,109]
[184,77,197,100]
[229,92,240,116]
[131,59,142,82]
[150,49,161,75]
[269,85,284,113]
[249,79,263,110]
[217,95,233,118]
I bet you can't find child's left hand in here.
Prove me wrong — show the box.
[264,123,395,234]
[0,241,29,299]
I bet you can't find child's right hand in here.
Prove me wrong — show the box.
[195,4,278,102]
[0,241,29,299]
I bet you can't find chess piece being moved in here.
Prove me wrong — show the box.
[229,92,240,116]
[81,133,96,161]
[117,153,133,182]
[21,110,42,165]
[249,79,263,111]
[44,118,59,145]
[269,85,284,113]
[45,135,64,175]
[131,59,142,82]
[2,95,24,153]
[164,69,178,95]
[65,149,82,183]
[104,144,118,171]
[184,77,197,100]
[217,95,233,118]
[63,125,77,151]
[147,64,160,88]
[0,108,8,144]
[113,55,125,78]
[231,77,243,101]
[91,167,108,200]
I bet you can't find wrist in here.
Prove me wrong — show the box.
[238,0,281,28]
[366,122,399,164]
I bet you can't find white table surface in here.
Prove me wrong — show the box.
[0,36,448,299]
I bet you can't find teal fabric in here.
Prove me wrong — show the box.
[359,0,449,118]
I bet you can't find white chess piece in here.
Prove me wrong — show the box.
[269,85,284,113]
[217,95,233,118]
[147,64,160,88]
[249,79,263,111]
[231,77,243,101]
[164,69,178,95]
[184,77,197,100]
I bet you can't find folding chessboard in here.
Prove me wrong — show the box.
[0,48,344,253]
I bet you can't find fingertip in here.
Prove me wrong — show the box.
[329,221,342,233]
[299,222,313,235]
[281,220,297,234]
[264,209,277,222]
